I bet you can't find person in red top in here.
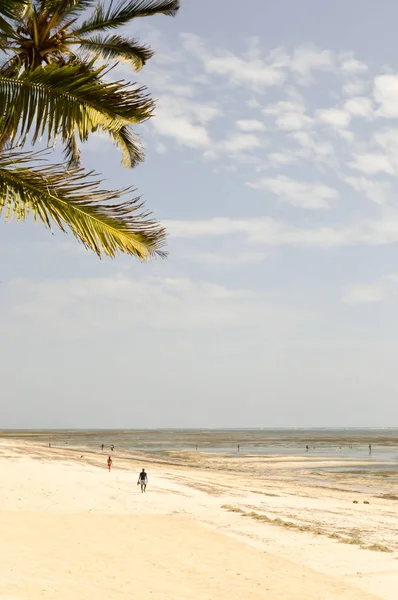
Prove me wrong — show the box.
[107,456,112,472]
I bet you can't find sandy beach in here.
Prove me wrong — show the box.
[0,440,397,599]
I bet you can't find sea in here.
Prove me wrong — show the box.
[1,428,398,462]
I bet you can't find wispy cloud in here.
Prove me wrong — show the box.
[343,176,393,204]
[343,275,398,304]
[316,107,351,128]
[374,74,398,118]
[236,119,266,132]
[181,33,285,91]
[184,250,269,268]
[151,94,219,148]
[248,175,338,209]
[263,99,313,131]
[165,212,398,247]
[7,275,259,333]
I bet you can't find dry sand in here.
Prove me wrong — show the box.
[0,440,397,599]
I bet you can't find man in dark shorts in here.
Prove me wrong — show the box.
[137,468,148,492]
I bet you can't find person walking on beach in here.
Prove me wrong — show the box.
[137,468,148,492]
[101,444,104,452]
[107,456,113,472]
[369,444,372,455]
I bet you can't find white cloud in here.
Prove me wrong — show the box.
[153,111,210,147]
[342,80,368,96]
[289,45,334,82]
[264,151,299,166]
[271,44,334,84]
[277,111,313,130]
[185,251,269,267]
[236,119,265,132]
[151,94,219,148]
[205,133,263,161]
[155,142,167,154]
[206,53,284,89]
[349,153,394,175]
[181,33,284,91]
[247,175,338,209]
[263,99,312,130]
[344,96,373,118]
[345,128,398,178]
[344,176,393,204]
[317,107,351,128]
[290,131,334,161]
[246,98,262,109]
[343,275,398,304]
[220,133,261,152]
[165,212,398,247]
[8,275,259,333]
[374,74,398,117]
[340,57,368,74]
[144,72,196,97]
[343,285,384,305]
[373,127,398,154]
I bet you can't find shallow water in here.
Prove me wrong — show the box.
[1,428,397,465]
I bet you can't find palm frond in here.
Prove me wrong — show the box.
[0,150,167,259]
[76,34,154,71]
[111,125,144,167]
[74,0,180,36]
[0,62,154,161]
[0,0,26,33]
[64,131,81,167]
[0,0,26,19]
[38,0,96,19]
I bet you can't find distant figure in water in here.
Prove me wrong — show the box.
[369,444,372,455]
[49,443,51,448]
[138,468,148,492]
[107,456,112,471]
[196,445,198,451]
[110,444,114,451]
[237,444,240,452]
[101,444,104,452]
[306,445,309,452]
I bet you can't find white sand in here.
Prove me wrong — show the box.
[0,441,397,599]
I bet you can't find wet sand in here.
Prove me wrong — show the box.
[0,440,397,599]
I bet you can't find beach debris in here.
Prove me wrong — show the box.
[353,500,359,504]
[378,493,398,500]
[363,501,370,504]
[361,543,392,553]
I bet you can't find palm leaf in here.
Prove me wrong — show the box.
[112,125,144,167]
[38,0,96,19]
[0,150,166,258]
[0,62,153,164]
[75,34,154,71]
[64,131,81,167]
[74,0,180,36]
[0,0,26,19]
[0,0,26,34]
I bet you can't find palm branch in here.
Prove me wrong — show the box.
[0,0,26,33]
[75,34,154,71]
[0,62,151,166]
[0,0,180,71]
[74,0,180,35]
[0,150,166,258]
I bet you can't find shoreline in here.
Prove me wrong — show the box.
[1,439,397,599]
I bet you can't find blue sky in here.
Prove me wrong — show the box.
[2,0,398,428]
